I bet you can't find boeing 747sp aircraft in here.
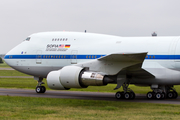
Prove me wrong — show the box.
[4,31,180,100]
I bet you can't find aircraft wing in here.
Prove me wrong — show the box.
[77,52,154,78]
[98,52,147,62]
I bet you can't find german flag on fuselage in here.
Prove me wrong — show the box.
[65,45,71,48]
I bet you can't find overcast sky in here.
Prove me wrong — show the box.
[1,0,180,54]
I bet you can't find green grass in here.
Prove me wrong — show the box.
[0,96,180,120]
[0,70,30,76]
[0,61,10,67]
[0,78,37,89]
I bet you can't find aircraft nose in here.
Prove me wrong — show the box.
[4,53,11,67]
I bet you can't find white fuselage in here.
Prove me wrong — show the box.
[4,32,180,85]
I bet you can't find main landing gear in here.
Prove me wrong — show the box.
[115,83,135,100]
[146,85,178,100]
[34,77,46,93]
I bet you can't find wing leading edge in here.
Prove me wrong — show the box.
[77,52,154,78]
[98,52,148,63]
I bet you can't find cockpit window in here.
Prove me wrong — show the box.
[25,37,31,41]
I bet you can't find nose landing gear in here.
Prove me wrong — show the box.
[36,86,46,93]
[34,77,46,93]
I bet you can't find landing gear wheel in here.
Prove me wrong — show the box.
[41,86,46,93]
[155,92,162,100]
[124,92,131,99]
[115,92,122,99]
[36,86,46,93]
[130,92,135,100]
[173,91,178,99]
[161,92,166,99]
[167,92,174,99]
[147,92,154,99]
[36,86,42,93]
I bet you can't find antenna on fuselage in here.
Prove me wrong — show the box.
[152,32,157,37]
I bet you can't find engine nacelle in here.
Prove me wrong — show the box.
[47,66,112,90]
[59,66,83,88]
[46,70,69,90]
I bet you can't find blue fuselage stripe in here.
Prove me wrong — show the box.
[4,55,180,60]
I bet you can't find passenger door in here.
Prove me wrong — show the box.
[36,50,42,64]
[71,50,78,64]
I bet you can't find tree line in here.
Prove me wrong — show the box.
[0,57,3,63]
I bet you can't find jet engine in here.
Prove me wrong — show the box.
[47,66,112,90]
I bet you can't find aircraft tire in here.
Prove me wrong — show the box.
[130,92,135,99]
[147,92,154,99]
[155,92,161,100]
[124,92,131,99]
[41,86,46,93]
[161,92,166,99]
[115,92,122,99]
[173,91,178,99]
[36,86,42,93]
[167,92,174,99]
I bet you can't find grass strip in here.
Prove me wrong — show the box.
[0,78,39,89]
[0,61,10,68]
[0,96,180,120]
[0,78,180,95]
[0,70,30,76]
